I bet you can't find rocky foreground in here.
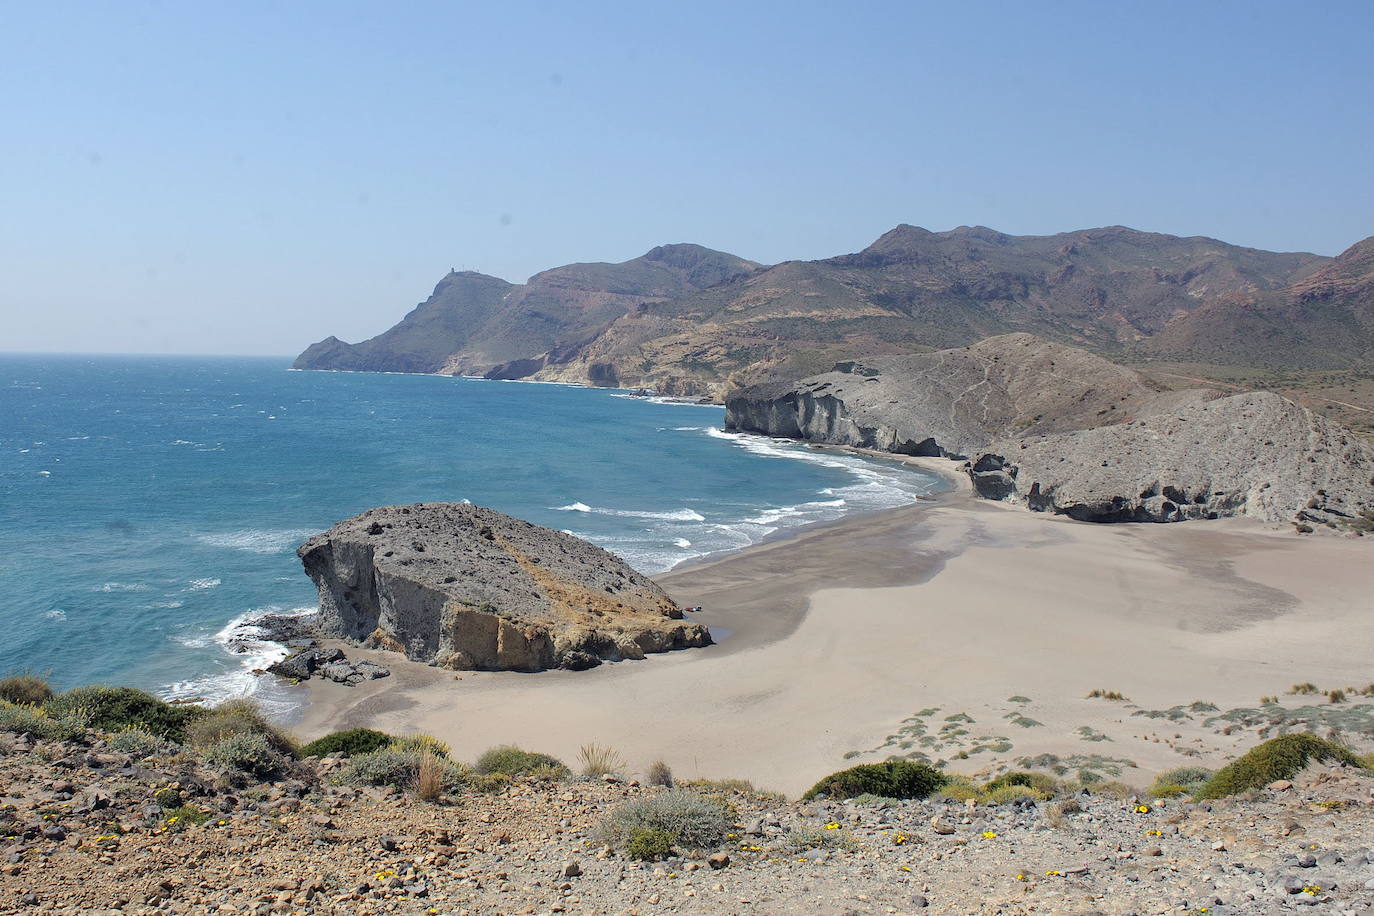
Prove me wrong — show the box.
[726,333,1374,526]
[1,728,1372,916]
[297,504,711,673]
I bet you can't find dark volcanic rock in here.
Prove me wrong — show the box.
[297,503,712,672]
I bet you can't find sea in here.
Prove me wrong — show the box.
[0,355,943,713]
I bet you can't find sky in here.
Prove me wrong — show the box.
[3,1,1373,355]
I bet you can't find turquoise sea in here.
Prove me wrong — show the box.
[0,355,941,711]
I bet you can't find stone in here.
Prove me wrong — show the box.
[561,861,582,878]
[1268,780,1293,791]
[911,895,929,908]
[298,503,713,672]
[707,853,730,870]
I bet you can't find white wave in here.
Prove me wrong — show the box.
[144,600,185,609]
[44,609,66,621]
[160,605,315,715]
[673,538,692,548]
[187,577,221,590]
[198,528,315,554]
[97,581,149,593]
[553,502,705,522]
[672,426,706,431]
[170,439,200,446]
[36,470,51,477]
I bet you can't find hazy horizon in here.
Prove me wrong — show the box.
[4,1,1373,355]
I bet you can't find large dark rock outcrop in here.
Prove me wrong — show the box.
[726,334,1374,526]
[297,503,712,672]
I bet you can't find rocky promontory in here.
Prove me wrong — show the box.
[297,503,711,672]
[726,334,1374,526]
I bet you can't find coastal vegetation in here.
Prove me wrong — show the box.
[1195,734,1370,799]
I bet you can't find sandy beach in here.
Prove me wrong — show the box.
[296,459,1374,797]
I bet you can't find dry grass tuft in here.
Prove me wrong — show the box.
[416,750,444,802]
[578,743,626,778]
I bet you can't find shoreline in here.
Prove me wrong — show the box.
[295,469,1374,796]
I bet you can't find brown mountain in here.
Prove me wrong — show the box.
[295,225,1363,398]
[1142,236,1374,367]
[293,244,760,375]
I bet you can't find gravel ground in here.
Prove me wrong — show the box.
[1,733,1371,916]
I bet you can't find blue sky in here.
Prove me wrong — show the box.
[3,0,1372,354]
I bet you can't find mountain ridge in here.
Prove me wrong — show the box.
[293,224,1365,400]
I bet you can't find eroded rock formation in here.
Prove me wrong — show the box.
[726,334,1374,526]
[297,503,711,671]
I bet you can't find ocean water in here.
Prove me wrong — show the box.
[0,355,941,710]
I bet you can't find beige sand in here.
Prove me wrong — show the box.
[297,461,1374,796]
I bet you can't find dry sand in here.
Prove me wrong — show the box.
[297,459,1374,797]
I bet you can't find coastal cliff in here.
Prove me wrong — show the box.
[726,334,1374,526]
[297,503,711,671]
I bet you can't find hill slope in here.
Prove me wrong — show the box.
[293,244,760,375]
[293,225,1374,400]
[726,334,1374,525]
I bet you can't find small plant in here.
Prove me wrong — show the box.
[185,699,295,756]
[340,747,465,792]
[1197,735,1369,799]
[389,734,452,758]
[203,732,291,783]
[1259,696,1278,705]
[162,805,212,831]
[788,823,857,850]
[986,784,1041,805]
[625,827,675,861]
[1288,683,1319,695]
[1326,689,1347,704]
[598,789,730,853]
[107,727,179,759]
[1086,689,1129,701]
[1151,766,1213,796]
[579,743,626,778]
[802,760,947,801]
[646,759,673,787]
[465,772,512,793]
[44,686,206,742]
[0,700,86,741]
[416,750,444,802]
[475,745,568,777]
[299,728,394,758]
[0,674,53,706]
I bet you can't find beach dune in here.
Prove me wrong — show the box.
[299,464,1374,796]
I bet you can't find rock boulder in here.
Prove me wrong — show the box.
[297,503,711,671]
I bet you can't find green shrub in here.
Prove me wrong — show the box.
[107,727,179,759]
[203,732,291,783]
[465,772,512,794]
[340,747,465,792]
[802,760,947,801]
[599,789,731,852]
[299,728,394,758]
[1151,766,1212,796]
[1149,783,1189,798]
[0,701,86,741]
[625,827,676,861]
[986,784,1041,805]
[787,823,859,851]
[474,745,568,777]
[387,734,452,758]
[44,686,205,742]
[163,805,212,830]
[0,675,53,706]
[184,699,295,756]
[1197,735,1368,799]
[984,770,1058,797]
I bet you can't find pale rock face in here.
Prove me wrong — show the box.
[297,503,711,672]
[726,334,1374,526]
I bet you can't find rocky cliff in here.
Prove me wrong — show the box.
[297,503,711,671]
[726,334,1374,526]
